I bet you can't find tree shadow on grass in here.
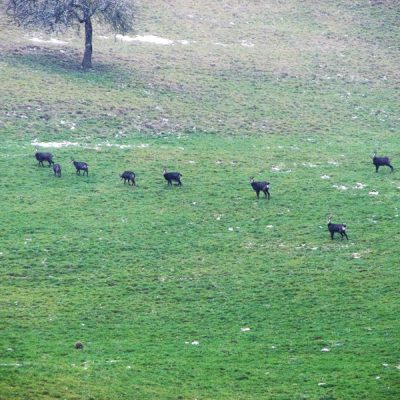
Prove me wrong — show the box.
[3,44,137,87]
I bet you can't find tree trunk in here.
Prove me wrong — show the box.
[82,16,93,69]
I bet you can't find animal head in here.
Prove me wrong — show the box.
[249,177,255,183]
[327,215,333,224]
[372,150,377,158]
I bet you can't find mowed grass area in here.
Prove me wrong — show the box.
[0,1,400,399]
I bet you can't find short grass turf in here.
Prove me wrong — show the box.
[0,1,399,399]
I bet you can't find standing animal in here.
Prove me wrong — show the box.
[372,152,394,173]
[250,177,270,199]
[35,150,54,167]
[71,159,89,176]
[163,168,182,186]
[327,216,348,240]
[120,171,136,186]
[53,163,62,177]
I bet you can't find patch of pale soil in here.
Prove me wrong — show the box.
[332,184,348,191]
[32,140,79,148]
[116,34,174,45]
[31,141,149,150]
[30,37,67,45]
[0,363,22,367]
[241,40,255,48]
[353,182,367,189]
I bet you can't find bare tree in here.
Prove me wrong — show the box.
[6,0,136,69]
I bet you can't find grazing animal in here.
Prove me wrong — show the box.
[35,150,54,167]
[163,168,182,186]
[372,152,394,173]
[120,171,136,186]
[327,216,348,240]
[71,159,89,176]
[53,163,62,177]
[250,177,270,199]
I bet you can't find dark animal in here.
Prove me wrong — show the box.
[75,341,84,349]
[163,168,182,186]
[35,150,54,167]
[250,177,270,199]
[71,159,89,176]
[327,216,348,240]
[120,171,136,186]
[372,152,394,173]
[53,163,62,177]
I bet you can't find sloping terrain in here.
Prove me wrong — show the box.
[0,1,399,399]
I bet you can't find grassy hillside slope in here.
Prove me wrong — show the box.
[0,1,399,399]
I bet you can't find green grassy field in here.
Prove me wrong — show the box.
[0,1,399,399]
